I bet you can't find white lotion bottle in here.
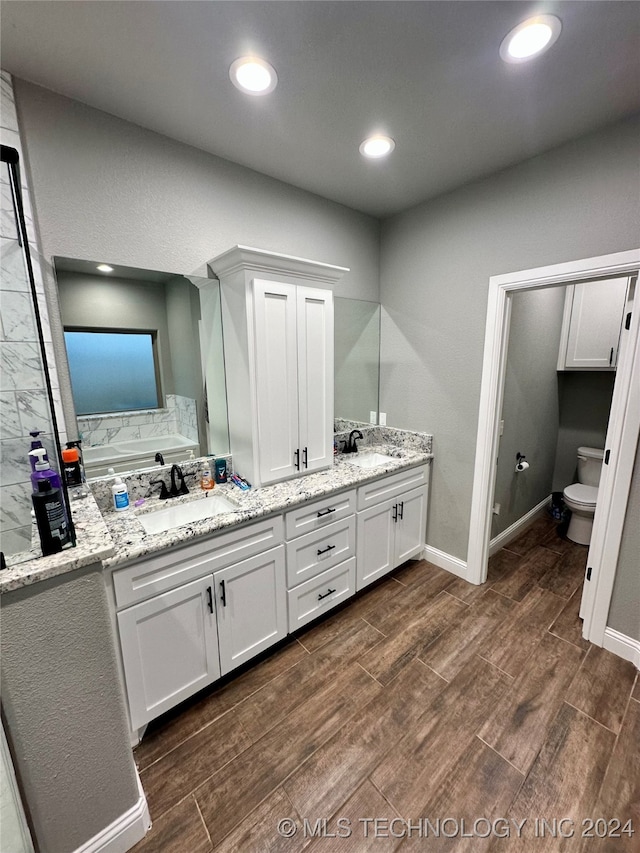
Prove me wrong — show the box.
[112,476,130,511]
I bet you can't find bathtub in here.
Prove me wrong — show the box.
[83,434,200,478]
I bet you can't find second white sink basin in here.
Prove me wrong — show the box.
[344,452,396,469]
[138,494,238,535]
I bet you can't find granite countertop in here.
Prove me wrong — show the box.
[1,494,115,594]
[102,444,433,569]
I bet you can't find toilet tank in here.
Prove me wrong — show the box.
[577,446,604,487]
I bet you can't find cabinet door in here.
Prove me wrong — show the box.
[214,545,287,675]
[117,575,220,731]
[297,286,334,474]
[356,499,395,590]
[394,486,427,565]
[253,279,299,484]
[564,278,628,369]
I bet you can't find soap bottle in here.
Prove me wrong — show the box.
[62,447,88,499]
[200,468,214,490]
[32,477,72,555]
[29,429,45,470]
[112,476,130,511]
[29,446,63,492]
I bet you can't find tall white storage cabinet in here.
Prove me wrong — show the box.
[209,246,348,487]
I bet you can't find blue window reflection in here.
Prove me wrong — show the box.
[64,331,159,414]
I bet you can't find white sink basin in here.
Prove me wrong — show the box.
[138,494,238,535]
[344,452,396,469]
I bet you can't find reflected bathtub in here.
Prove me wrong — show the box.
[83,434,200,477]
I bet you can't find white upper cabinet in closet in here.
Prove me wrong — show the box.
[557,277,630,370]
[209,246,348,487]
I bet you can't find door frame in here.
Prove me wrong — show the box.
[467,249,640,646]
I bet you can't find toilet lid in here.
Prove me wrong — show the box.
[564,483,598,506]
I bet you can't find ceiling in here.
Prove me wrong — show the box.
[2,1,639,218]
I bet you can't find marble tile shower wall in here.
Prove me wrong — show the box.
[1,71,65,555]
[77,409,179,447]
[166,394,198,444]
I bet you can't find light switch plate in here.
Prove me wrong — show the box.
[369,411,377,424]
[379,412,387,426]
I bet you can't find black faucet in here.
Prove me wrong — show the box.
[170,464,190,497]
[154,452,165,466]
[342,429,364,454]
[147,478,170,500]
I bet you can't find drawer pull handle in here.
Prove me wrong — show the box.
[317,507,336,517]
[609,347,614,365]
[294,449,300,471]
[206,586,214,613]
[303,446,308,468]
[398,501,404,520]
[392,504,398,522]
[317,544,336,556]
[318,588,336,601]
[220,579,227,607]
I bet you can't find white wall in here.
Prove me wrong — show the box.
[379,115,640,562]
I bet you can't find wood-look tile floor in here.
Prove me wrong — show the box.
[132,516,639,852]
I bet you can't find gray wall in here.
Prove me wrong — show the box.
[1,566,140,853]
[552,372,615,491]
[608,437,640,641]
[492,287,565,538]
[57,269,176,401]
[334,297,380,424]
[379,115,640,562]
[15,80,380,301]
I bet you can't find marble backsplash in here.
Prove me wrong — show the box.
[334,422,433,454]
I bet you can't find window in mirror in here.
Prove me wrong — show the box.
[64,330,160,415]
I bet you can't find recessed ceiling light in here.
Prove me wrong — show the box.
[500,15,562,63]
[230,56,278,95]
[359,135,395,159]
[96,264,113,273]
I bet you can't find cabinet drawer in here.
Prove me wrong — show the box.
[356,465,429,511]
[113,515,284,608]
[288,557,356,632]
[285,516,355,588]
[285,489,356,539]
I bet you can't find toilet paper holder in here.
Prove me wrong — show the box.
[515,452,529,472]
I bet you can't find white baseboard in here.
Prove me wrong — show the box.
[423,545,468,581]
[603,627,640,670]
[73,771,150,853]
[489,495,551,557]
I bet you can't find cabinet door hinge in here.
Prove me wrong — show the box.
[625,311,632,330]
[586,567,592,581]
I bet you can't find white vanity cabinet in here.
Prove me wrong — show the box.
[356,465,429,590]
[557,278,630,370]
[285,490,357,631]
[214,545,287,675]
[117,575,220,731]
[253,280,334,484]
[111,515,285,733]
[209,246,348,487]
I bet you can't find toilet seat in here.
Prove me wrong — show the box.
[564,483,598,507]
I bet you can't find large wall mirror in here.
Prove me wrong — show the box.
[53,257,229,478]
[334,296,380,424]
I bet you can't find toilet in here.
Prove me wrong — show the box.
[562,446,604,545]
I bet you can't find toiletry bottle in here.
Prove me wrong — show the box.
[29,430,44,471]
[66,440,88,485]
[112,476,130,511]
[62,447,88,499]
[200,468,214,490]
[214,458,227,484]
[29,447,63,492]
[32,477,72,555]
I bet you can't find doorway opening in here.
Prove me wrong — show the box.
[468,250,640,649]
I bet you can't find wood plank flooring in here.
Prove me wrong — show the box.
[132,516,639,852]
